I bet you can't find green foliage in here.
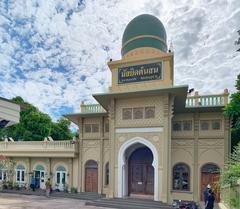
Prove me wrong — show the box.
[51,118,73,140]
[224,74,240,148]
[0,96,73,141]
[236,30,240,52]
[0,156,16,183]
[219,144,240,208]
[219,144,240,186]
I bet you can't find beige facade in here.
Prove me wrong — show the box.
[0,15,231,205]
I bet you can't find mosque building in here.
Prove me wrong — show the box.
[0,14,230,204]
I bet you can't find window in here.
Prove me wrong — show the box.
[212,120,221,130]
[122,108,132,120]
[145,107,155,119]
[92,124,99,133]
[183,121,192,131]
[85,124,99,133]
[16,164,25,185]
[105,162,109,186]
[85,124,91,133]
[133,108,143,119]
[201,121,209,130]
[0,169,7,181]
[173,121,182,131]
[105,123,109,132]
[173,163,190,191]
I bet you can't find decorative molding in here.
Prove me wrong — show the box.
[118,137,159,201]
[115,127,163,133]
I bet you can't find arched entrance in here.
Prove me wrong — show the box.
[35,165,45,189]
[128,147,154,196]
[118,137,159,201]
[85,160,98,192]
[201,163,220,202]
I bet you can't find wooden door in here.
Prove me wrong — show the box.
[129,163,154,195]
[146,165,154,194]
[201,173,220,202]
[85,160,98,192]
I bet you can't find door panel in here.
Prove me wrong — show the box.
[129,163,154,195]
[130,164,144,193]
[146,165,154,194]
[85,168,98,192]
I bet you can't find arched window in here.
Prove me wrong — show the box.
[105,162,109,186]
[173,163,190,191]
[36,165,45,171]
[145,107,155,119]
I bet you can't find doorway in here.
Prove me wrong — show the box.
[128,147,154,196]
[55,166,67,191]
[85,160,98,192]
[201,163,220,202]
[35,165,45,189]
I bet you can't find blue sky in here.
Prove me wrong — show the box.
[0,0,240,121]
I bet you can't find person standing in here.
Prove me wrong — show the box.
[45,178,51,197]
[205,189,215,209]
[204,184,211,205]
[30,177,36,191]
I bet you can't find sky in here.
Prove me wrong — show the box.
[0,0,240,120]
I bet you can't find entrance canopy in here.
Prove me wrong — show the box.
[0,97,20,128]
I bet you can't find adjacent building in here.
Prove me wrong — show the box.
[0,14,231,204]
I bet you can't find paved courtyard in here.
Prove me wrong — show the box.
[0,193,109,209]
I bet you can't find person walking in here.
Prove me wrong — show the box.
[204,184,211,205]
[45,178,51,198]
[205,189,215,209]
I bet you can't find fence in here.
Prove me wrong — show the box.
[221,182,240,209]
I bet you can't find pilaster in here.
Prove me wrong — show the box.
[68,158,73,192]
[224,115,231,162]
[108,98,115,198]
[99,116,104,194]
[78,117,84,192]
[193,112,199,201]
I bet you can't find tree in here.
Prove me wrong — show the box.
[0,155,16,188]
[0,97,73,141]
[218,143,240,208]
[236,30,240,52]
[51,118,73,140]
[224,74,240,149]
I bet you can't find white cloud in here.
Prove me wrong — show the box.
[0,0,239,120]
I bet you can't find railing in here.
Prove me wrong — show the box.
[80,102,106,113]
[186,89,229,108]
[221,182,240,209]
[0,140,78,156]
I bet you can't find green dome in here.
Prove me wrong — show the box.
[121,14,167,56]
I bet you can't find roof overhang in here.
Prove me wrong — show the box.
[64,112,108,125]
[93,85,189,112]
[0,97,20,128]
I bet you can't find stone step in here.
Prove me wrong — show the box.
[86,198,173,209]
[1,190,104,200]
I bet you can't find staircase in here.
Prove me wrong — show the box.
[86,198,173,209]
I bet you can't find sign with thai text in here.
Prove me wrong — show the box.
[118,62,162,84]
